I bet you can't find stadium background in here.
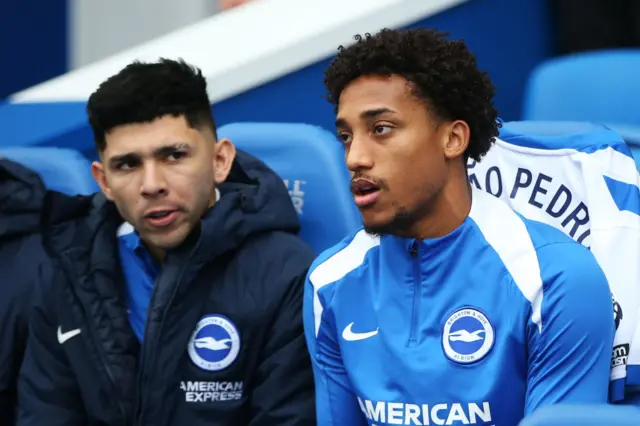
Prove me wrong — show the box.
[1,0,548,124]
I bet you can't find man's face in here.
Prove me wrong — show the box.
[92,114,235,255]
[336,75,454,236]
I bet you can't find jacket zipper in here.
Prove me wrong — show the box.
[133,268,164,425]
[59,254,128,424]
[134,252,192,425]
[408,241,421,347]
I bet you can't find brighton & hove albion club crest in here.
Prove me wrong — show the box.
[188,314,241,372]
[442,307,495,364]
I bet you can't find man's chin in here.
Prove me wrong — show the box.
[362,209,414,237]
[363,220,395,237]
[140,227,189,251]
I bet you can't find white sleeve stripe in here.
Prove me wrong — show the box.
[309,230,380,336]
[592,147,640,187]
[469,189,545,332]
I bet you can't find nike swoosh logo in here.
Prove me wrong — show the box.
[342,322,379,341]
[57,326,81,344]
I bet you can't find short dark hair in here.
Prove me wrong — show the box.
[87,58,216,152]
[324,29,500,161]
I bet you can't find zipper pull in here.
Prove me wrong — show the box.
[408,241,419,256]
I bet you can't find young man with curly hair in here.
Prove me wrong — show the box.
[303,29,614,425]
[17,59,316,425]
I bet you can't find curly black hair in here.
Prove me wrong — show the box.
[87,58,215,152]
[324,28,500,161]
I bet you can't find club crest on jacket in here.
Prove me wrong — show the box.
[188,315,241,371]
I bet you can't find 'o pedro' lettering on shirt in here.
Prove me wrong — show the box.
[467,162,590,246]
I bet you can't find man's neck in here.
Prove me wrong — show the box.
[408,171,472,241]
[145,243,165,264]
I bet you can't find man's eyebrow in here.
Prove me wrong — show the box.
[108,153,139,168]
[335,108,397,128]
[152,142,192,157]
[360,107,396,119]
[108,143,192,167]
[335,118,348,129]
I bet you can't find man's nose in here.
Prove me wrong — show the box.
[345,138,374,172]
[140,163,168,197]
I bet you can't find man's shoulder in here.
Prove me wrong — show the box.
[307,229,380,290]
[469,189,583,256]
[518,215,601,277]
[468,190,602,296]
[0,232,45,267]
[0,233,48,311]
[518,213,581,249]
[234,230,316,285]
[42,192,119,265]
[514,216,606,299]
[243,230,316,262]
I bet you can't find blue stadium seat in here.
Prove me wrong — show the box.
[518,404,640,426]
[0,146,98,195]
[607,124,640,171]
[523,49,640,127]
[501,120,640,172]
[502,120,604,137]
[218,122,361,254]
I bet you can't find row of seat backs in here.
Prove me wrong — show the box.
[0,123,362,254]
[0,146,98,195]
[523,49,640,128]
[501,120,640,170]
[2,121,639,254]
[217,123,361,254]
[523,49,640,168]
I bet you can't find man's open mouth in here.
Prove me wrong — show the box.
[351,180,382,208]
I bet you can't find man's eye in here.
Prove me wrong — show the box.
[167,151,186,161]
[373,125,392,135]
[338,133,352,144]
[117,162,136,170]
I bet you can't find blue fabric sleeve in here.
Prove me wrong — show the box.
[302,274,368,426]
[525,242,614,413]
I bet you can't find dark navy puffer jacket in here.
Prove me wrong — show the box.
[0,159,49,426]
[17,150,317,426]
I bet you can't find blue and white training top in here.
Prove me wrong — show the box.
[469,121,640,402]
[303,186,614,426]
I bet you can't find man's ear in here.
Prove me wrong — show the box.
[91,161,113,200]
[213,138,236,184]
[443,120,470,160]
